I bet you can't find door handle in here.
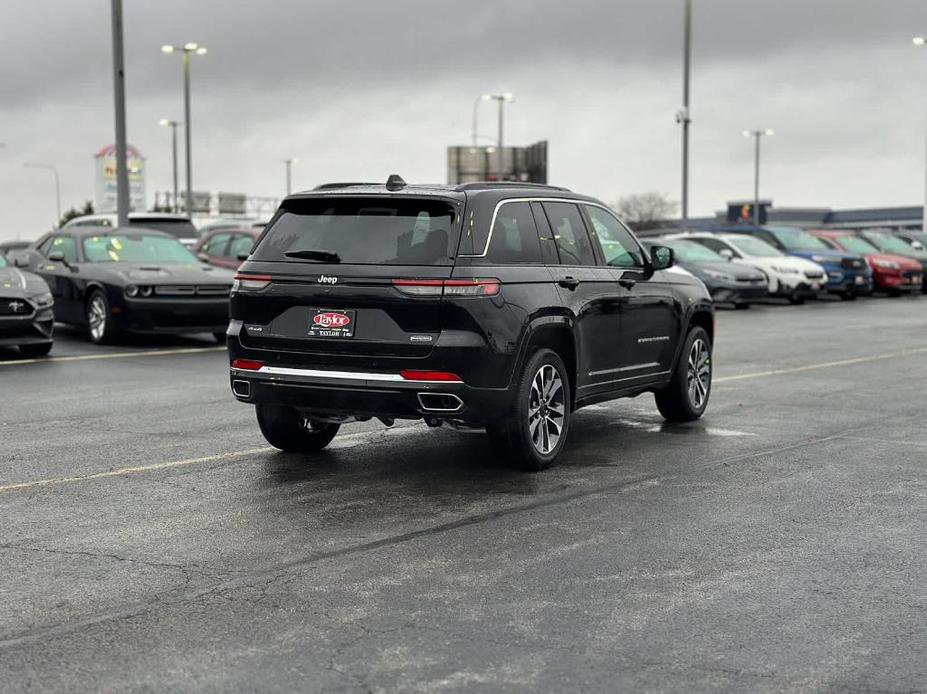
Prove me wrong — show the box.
[558,276,580,290]
[619,278,637,289]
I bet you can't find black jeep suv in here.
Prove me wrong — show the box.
[228,177,714,470]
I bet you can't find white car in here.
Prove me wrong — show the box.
[673,232,827,304]
[62,213,200,247]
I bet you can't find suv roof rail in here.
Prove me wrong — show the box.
[454,181,572,193]
[311,182,381,191]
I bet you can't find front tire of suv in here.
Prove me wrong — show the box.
[487,348,571,472]
[256,403,340,453]
[655,326,712,422]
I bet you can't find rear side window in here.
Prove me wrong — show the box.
[542,202,597,266]
[484,202,543,264]
[252,197,459,266]
[583,205,644,267]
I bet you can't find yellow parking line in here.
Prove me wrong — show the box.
[0,345,225,367]
[714,346,927,383]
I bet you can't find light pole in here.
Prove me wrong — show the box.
[472,94,491,147]
[24,163,61,225]
[110,0,130,225]
[158,119,180,212]
[485,93,514,180]
[283,158,299,195]
[742,129,773,226]
[913,36,927,232]
[162,42,207,217]
[678,0,693,227]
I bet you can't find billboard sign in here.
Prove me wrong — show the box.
[94,144,146,213]
[218,192,247,215]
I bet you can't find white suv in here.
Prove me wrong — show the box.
[62,213,199,247]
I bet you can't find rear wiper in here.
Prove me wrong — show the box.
[283,248,341,262]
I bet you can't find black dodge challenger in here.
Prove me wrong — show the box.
[0,251,55,356]
[16,226,234,344]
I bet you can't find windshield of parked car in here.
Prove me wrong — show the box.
[252,197,460,265]
[771,229,830,251]
[0,254,7,268]
[129,219,199,240]
[728,236,784,257]
[835,235,879,255]
[665,240,725,263]
[82,234,199,264]
[865,232,916,253]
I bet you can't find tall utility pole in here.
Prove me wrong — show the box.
[743,129,774,226]
[110,0,130,226]
[472,94,491,147]
[679,0,692,227]
[162,42,207,216]
[283,158,299,195]
[913,37,927,232]
[158,120,180,211]
[485,93,514,181]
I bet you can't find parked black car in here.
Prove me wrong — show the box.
[642,237,768,308]
[0,252,54,357]
[228,178,715,470]
[15,227,234,344]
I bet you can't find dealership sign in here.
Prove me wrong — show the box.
[94,144,146,213]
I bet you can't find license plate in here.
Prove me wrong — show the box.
[308,309,355,338]
[811,282,821,291]
[854,275,865,285]
[913,275,923,285]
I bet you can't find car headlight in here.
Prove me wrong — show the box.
[771,265,800,274]
[125,285,139,297]
[872,258,900,270]
[702,269,735,281]
[810,255,830,264]
[30,292,53,307]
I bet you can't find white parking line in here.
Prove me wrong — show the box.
[713,346,927,383]
[0,345,225,367]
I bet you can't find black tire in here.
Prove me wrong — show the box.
[840,291,856,301]
[255,403,340,453]
[655,326,712,422]
[487,348,571,472]
[214,332,227,345]
[788,293,805,305]
[19,342,52,358]
[85,289,119,344]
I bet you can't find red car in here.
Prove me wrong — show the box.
[192,227,262,270]
[811,230,923,295]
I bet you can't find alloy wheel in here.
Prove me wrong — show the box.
[687,338,711,409]
[88,295,107,342]
[528,364,566,455]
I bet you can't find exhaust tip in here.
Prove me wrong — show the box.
[417,392,463,413]
[232,379,251,399]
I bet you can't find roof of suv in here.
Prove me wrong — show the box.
[292,178,576,203]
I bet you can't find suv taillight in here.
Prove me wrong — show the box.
[392,278,500,297]
[232,274,273,292]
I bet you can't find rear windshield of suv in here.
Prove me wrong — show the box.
[252,197,460,266]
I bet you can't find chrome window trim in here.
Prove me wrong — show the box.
[459,197,643,268]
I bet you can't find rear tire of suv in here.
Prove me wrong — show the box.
[487,348,571,472]
[655,326,712,422]
[256,404,340,453]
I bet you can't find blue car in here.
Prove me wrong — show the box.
[726,225,872,300]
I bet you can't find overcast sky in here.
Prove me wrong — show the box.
[1,0,926,240]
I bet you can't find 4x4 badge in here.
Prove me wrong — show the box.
[318,275,338,285]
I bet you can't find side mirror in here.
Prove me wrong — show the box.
[719,248,735,261]
[650,245,675,271]
[197,252,210,263]
[911,240,925,251]
[47,251,65,262]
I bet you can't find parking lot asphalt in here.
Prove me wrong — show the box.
[1,296,925,692]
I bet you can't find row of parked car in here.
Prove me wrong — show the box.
[1,205,925,359]
[643,225,926,307]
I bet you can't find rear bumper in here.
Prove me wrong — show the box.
[229,365,512,421]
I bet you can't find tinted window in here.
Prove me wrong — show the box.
[770,229,830,251]
[542,202,596,266]
[229,234,256,258]
[729,236,785,257]
[691,237,737,257]
[864,232,915,253]
[253,197,459,266]
[202,233,232,257]
[82,234,198,264]
[44,236,78,263]
[583,205,644,267]
[665,239,726,262]
[484,202,543,264]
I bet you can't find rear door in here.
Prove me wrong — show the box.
[539,201,623,395]
[234,196,463,371]
[582,205,681,376]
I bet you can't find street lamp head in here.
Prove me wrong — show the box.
[481,94,492,101]
[161,45,176,54]
[502,92,514,101]
[196,47,207,55]
[914,36,926,46]
[183,42,199,51]
[158,118,170,126]
[742,130,753,137]
[764,129,775,136]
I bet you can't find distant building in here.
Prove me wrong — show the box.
[447,140,548,184]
